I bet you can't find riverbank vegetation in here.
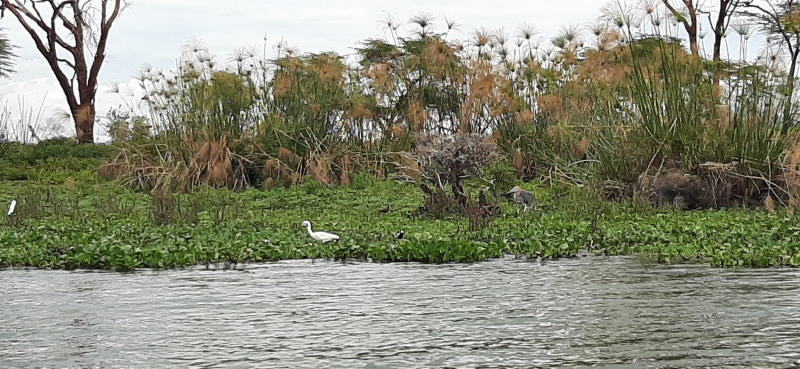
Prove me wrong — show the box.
[2,168,800,271]
[4,2,800,270]
[94,9,800,210]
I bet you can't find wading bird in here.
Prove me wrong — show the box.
[7,199,16,216]
[301,220,340,243]
[503,186,534,213]
[378,205,391,213]
[394,230,404,239]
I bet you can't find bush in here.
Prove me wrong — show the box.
[4,139,116,164]
[38,138,113,158]
[0,140,114,183]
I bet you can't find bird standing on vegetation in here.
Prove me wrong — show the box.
[7,199,16,216]
[301,220,340,243]
[394,230,404,239]
[503,186,534,213]
[378,205,392,213]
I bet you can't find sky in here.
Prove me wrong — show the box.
[0,0,764,141]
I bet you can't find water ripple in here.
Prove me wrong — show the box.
[2,256,800,368]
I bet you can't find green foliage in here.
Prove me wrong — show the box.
[622,39,785,171]
[260,53,350,157]
[0,140,114,183]
[0,107,14,160]
[0,32,17,79]
[105,107,150,143]
[17,138,115,162]
[350,171,375,190]
[1,178,799,271]
[0,134,9,161]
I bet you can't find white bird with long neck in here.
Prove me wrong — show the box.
[7,199,16,216]
[301,220,340,243]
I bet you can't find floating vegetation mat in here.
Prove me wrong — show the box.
[1,179,799,271]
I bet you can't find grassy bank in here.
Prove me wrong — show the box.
[2,171,799,271]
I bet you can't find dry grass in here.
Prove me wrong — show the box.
[307,153,332,185]
[64,177,77,191]
[512,148,525,178]
[100,135,254,191]
[779,144,800,212]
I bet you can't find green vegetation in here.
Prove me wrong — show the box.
[2,164,799,271]
[0,31,16,80]
[0,139,114,183]
[5,8,800,271]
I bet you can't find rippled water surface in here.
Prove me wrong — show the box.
[2,256,800,368]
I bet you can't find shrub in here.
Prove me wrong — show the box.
[400,133,502,223]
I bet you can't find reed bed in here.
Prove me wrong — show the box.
[91,15,800,211]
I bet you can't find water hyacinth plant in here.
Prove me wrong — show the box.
[2,178,800,271]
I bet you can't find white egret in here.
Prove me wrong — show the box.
[7,199,16,216]
[301,220,340,243]
[503,186,535,213]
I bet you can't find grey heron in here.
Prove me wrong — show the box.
[504,186,534,213]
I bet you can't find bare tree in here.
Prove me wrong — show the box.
[704,0,743,88]
[741,0,800,132]
[709,0,742,63]
[658,1,741,88]
[661,0,701,55]
[401,133,501,212]
[0,0,127,143]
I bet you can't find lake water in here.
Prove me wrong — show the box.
[2,256,799,368]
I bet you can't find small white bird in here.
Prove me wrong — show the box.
[301,220,340,243]
[7,199,16,216]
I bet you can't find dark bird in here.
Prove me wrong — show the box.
[503,186,535,213]
[378,205,392,213]
[394,230,404,239]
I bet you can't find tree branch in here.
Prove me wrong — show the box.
[741,2,794,53]
[57,57,75,69]
[13,0,76,53]
[0,1,77,109]
[661,0,690,28]
[87,0,122,102]
[48,0,79,34]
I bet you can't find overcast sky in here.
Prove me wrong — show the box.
[0,0,762,140]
